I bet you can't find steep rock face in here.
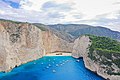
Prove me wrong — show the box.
[89,50,120,80]
[0,20,72,72]
[72,36,120,80]
[42,31,72,54]
[72,36,91,58]
[0,21,45,72]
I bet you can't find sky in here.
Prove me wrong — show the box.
[0,0,120,32]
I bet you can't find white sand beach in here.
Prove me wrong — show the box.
[45,52,71,56]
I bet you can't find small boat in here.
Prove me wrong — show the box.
[76,60,80,62]
[56,64,59,67]
[52,70,56,73]
[46,66,49,69]
[48,64,51,67]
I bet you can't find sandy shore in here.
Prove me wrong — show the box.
[45,52,71,56]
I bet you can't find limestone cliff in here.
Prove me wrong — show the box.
[72,35,120,80]
[1,19,119,80]
[42,31,72,54]
[0,20,72,72]
[72,36,91,58]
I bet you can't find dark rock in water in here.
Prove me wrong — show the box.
[106,78,110,80]
[15,65,18,68]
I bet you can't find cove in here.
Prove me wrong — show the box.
[0,56,105,80]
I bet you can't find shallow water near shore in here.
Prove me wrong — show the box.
[0,56,104,80]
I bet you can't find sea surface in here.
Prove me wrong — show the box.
[0,56,105,80]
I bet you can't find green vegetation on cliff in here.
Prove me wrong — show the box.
[88,35,120,52]
[88,35,120,60]
[87,35,120,75]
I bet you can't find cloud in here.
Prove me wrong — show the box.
[20,0,49,11]
[0,0,11,8]
[107,22,120,32]
[0,0,120,31]
[113,2,120,5]
[47,12,65,19]
[72,13,85,19]
[42,1,72,12]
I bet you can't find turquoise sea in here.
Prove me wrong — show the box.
[0,56,105,80]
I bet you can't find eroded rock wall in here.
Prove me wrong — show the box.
[42,31,72,54]
[72,36,91,58]
[0,21,45,72]
[72,35,120,80]
[0,21,72,72]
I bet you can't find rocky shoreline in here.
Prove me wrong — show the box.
[0,20,120,80]
[0,20,72,72]
[72,36,120,80]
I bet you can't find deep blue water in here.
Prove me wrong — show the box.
[0,56,105,80]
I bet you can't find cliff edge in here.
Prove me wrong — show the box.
[72,35,120,80]
[0,20,120,80]
[0,20,72,72]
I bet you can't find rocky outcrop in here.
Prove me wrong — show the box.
[1,19,119,80]
[72,35,120,80]
[0,20,72,72]
[0,21,45,72]
[72,36,91,58]
[42,31,72,54]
